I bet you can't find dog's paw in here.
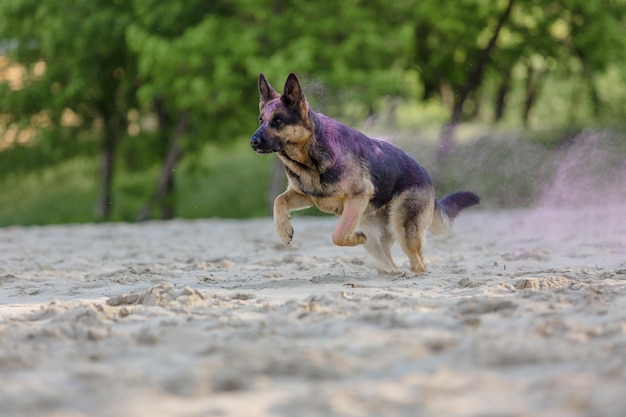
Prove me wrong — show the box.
[280,226,294,245]
[352,231,367,245]
[335,231,367,246]
[275,217,294,245]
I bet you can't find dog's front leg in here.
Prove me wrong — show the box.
[331,195,369,246]
[273,188,314,245]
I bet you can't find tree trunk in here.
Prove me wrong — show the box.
[578,58,601,119]
[95,132,116,220]
[137,111,189,221]
[494,68,512,122]
[414,23,437,100]
[587,79,601,119]
[437,0,516,161]
[522,64,541,127]
[95,110,118,220]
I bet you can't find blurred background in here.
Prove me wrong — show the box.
[1,0,625,226]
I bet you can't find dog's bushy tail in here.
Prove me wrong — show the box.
[430,191,480,235]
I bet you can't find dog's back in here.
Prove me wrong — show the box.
[312,112,434,210]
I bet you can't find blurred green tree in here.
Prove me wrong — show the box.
[0,0,137,219]
[1,0,625,224]
[126,0,262,219]
[410,0,516,160]
[409,0,626,158]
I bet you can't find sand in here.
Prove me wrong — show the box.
[1,205,625,417]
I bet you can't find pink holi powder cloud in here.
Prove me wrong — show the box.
[538,132,626,208]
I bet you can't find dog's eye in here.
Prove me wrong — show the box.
[272,116,283,127]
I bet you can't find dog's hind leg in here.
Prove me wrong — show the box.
[363,233,399,273]
[391,189,435,274]
[403,232,427,273]
[361,210,399,273]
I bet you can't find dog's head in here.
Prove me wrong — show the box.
[250,73,313,154]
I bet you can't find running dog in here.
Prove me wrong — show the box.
[250,73,479,273]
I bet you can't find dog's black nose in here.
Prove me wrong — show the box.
[250,133,261,147]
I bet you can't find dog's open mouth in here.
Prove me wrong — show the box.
[253,144,283,154]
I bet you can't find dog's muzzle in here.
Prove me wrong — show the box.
[250,130,283,154]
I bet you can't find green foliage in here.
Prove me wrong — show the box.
[1,0,626,225]
[2,0,625,134]
[126,1,261,142]
[0,0,136,123]
[0,138,97,176]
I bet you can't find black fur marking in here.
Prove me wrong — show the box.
[261,100,301,125]
[284,166,304,190]
[281,151,337,198]
[319,163,342,185]
[272,111,300,128]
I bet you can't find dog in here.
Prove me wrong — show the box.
[250,73,479,273]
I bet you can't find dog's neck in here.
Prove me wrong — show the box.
[278,110,329,170]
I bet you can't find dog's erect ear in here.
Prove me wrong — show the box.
[259,73,279,108]
[282,73,308,115]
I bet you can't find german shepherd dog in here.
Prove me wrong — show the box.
[250,73,479,273]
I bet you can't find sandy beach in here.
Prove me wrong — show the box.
[1,204,625,417]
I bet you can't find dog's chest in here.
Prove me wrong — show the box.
[283,164,337,199]
[278,147,341,195]
[310,195,344,215]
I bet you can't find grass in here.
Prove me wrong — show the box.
[175,141,273,219]
[0,140,273,226]
[1,126,625,227]
[0,156,99,226]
